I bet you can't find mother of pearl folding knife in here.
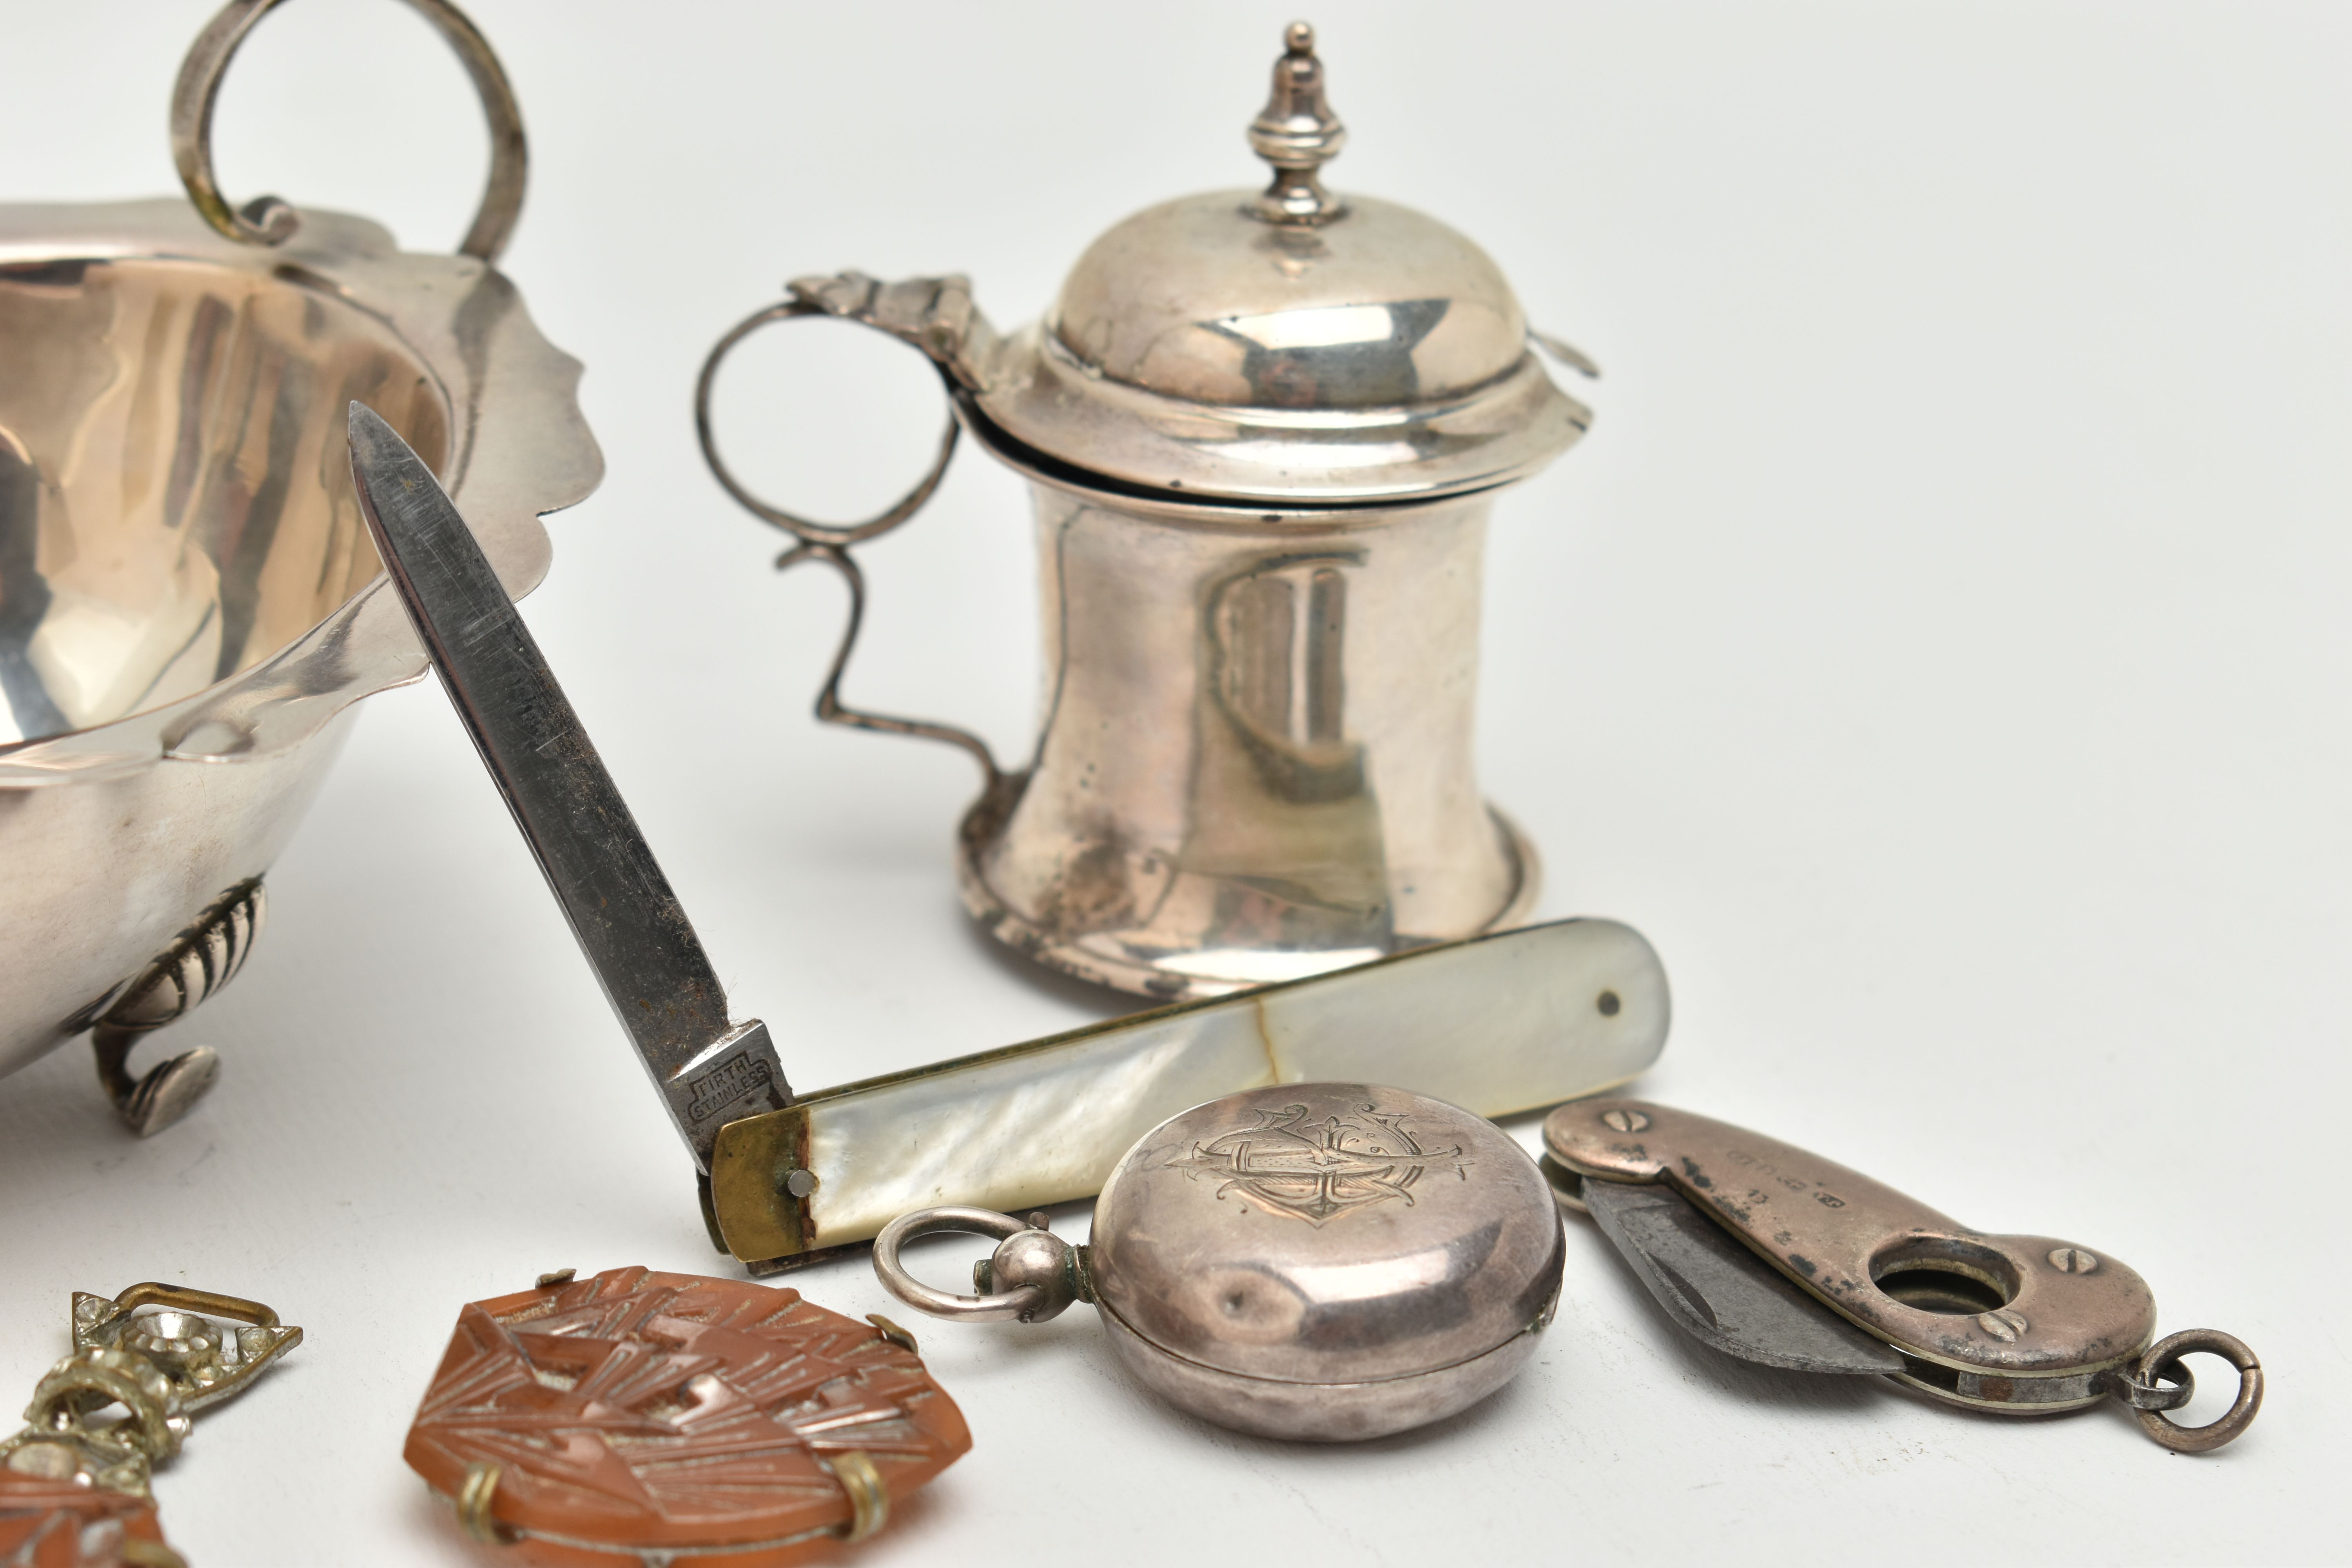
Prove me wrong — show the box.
[347,405,1670,1272]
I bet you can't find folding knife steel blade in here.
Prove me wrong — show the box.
[348,405,1672,1270]
[1544,1098,2156,1414]
[348,404,790,1174]
[1573,1178,1902,1376]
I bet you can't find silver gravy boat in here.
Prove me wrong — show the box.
[0,0,599,1131]
[700,24,1597,1004]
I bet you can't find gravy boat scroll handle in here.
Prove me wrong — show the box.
[349,405,1670,1272]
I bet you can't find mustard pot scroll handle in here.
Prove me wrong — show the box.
[170,0,528,261]
[694,272,1006,791]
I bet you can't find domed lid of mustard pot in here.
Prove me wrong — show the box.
[960,23,1594,505]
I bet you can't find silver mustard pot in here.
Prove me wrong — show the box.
[699,23,1597,1003]
[872,1082,1566,1441]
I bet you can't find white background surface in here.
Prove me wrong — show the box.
[2,2,2345,1563]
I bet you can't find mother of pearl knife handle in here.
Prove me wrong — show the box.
[712,917,1667,1271]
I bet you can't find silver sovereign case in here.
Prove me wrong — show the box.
[874,1081,1566,1441]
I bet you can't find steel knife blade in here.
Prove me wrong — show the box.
[348,403,791,1172]
[1565,1174,1902,1375]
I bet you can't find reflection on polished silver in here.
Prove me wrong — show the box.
[702,22,1604,1000]
[0,3,599,1108]
[873,1083,1565,1442]
[171,0,528,261]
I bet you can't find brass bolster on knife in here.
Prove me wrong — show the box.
[711,1102,815,1261]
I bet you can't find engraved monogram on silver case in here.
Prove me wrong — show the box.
[1162,1101,1472,1226]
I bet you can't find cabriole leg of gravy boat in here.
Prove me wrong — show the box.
[0,0,599,1131]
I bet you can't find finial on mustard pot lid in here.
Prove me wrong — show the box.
[1249,22,1348,223]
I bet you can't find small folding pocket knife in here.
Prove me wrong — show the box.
[346,405,1669,1274]
[1542,1099,2263,1452]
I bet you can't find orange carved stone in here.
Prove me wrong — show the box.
[405,1267,970,1567]
[0,1471,169,1568]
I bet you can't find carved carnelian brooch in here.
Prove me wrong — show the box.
[405,1267,968,1564]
